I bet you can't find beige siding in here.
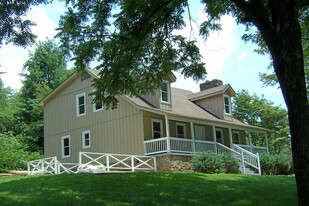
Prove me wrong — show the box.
[193,124,213,141]
[44,75,144,163]
[142,111,166,140]
[195,94,224,119]
[169,120,191,139]
[140,83,172,111]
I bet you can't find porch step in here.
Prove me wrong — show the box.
[241,166,259,175]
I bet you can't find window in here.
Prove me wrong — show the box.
[152,119,163,139]
[176,122,186,138]
[194,125,205,140]
[76,93,86,117]
[232,131,241,144]
[61,135,70,158]
[82,130,91,149]
[92,90,103,112]
[223,95,232,115]
[215,128,224,144]
[160,81,170,104]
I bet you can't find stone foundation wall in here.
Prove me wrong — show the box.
[156,155,193,172]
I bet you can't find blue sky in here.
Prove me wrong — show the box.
[0,1,286,109]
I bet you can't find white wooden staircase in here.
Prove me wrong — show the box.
[217,143,261,175]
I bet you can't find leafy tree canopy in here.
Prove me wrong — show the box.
[0,0,51,48]
[233,90,290,154]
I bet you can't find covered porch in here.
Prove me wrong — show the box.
[143,112,269,156]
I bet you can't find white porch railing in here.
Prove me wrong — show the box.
[144,137,216,155]
[79,152,157,172]
[236,144,268,154]
[232,144,261,175]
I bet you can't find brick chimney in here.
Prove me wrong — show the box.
[199,79,223,91]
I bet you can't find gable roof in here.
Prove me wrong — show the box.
[39,68,271,132]
[187,84,236,101]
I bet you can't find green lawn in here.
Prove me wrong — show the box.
[0,172,297,206]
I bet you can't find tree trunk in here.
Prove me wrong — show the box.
[267,1,309,205]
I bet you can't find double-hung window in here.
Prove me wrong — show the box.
[160,81,170,104]
[92,90,103,112]
[223,95,232,115]
[176,122,186,138]
[152,119,163,139]
[76,93,86,117]
[61,135,70,158]
[82,130,91,149]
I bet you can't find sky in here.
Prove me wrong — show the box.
[0,1,286,109]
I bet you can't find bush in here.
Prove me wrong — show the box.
[222,154,240,174]
[260,153,294,175]
[0,132,43,173]
[191,152,240,174]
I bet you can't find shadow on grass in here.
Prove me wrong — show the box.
[0,172,297,206]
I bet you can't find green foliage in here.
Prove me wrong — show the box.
[222,154,240,174]
[16,39,72,152]
[233,90,291,154]
[0,173,298,206]
[0,0,50,48]
[191,152,240,174]
[57,0,206,108]
[0,132,42,173]
[260,153,294,175]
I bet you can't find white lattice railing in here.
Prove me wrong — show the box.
[27,157,79,175]
[170,137,194,153]
[27,157,58,175]
[144,137,168,155]
[78,152,157,172]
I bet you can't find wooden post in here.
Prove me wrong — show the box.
[27,162,30,175]
[241,151,245,174]
[212,125,217,153]
[106,154,110,172]
[54,157,58,175]
[153,157,157,172]
[41,159,44,175]
[257,153,261,175]
[165,115,170,153]
[248,131,253,153]
[190,122,196,154]
[79,152,82,166]
[228,128,233,148]
[131,156,135,172]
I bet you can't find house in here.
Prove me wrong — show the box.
[39,68,271,173]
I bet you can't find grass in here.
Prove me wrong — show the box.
[0,172,297,206]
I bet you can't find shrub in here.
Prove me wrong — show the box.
[260,153,294,175]
[222,154,240,174]
[0,132,43,173]
[191,152,226,174]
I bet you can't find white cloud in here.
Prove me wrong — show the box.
[237,52,247,62]
[172,8,237,92]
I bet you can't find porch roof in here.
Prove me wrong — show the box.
[124,87,272,133]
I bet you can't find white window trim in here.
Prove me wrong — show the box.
[215,128,224,144]
[76,92,86,117]
[92,89,103,112]
[223,94,232,115]
[160,81,171,104]
[61,135,70,158]
[151,119,163,138]
[232,131,241,144]
[82,130,91,149]
[176,122,187,138]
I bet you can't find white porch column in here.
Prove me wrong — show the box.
[248,131,253,152]
[212,125,217,153]
[190,122,196,154]
[265,133,269,153]
[228,128,233,148]
[165,114,170,153]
